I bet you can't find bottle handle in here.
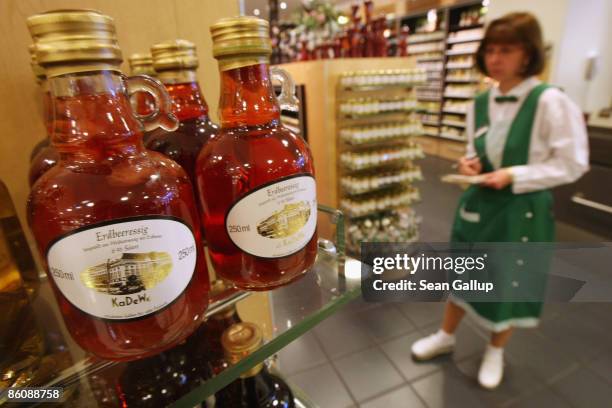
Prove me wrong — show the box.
[125,75,178,132]
[270,66,299,112]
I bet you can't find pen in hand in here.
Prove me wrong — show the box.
[451,153,482,170]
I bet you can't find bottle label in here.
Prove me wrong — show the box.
[226,174,317,258]
[46,216,197,321]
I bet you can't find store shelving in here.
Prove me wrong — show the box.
[446,62,475,69]
[449,23,484,32]
[445,77,480,83]
[446,35,484,44]
[416,55,444,63]
[337,68,424,254]
[443,108,468,115]
[340,187,421,218]
[397,2,484,144]
[440,132,467,142]
[341,167,423,196]
[406,1,485,145]
[442,120,467,128]
[446,49,477,56]
[19,206,355,407]
[422,119,440,127]
[407,31,446,44]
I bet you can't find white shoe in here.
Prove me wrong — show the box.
[478,345,504,389]
[411,329,455,361]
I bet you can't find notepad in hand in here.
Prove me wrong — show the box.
[441,174,487,185]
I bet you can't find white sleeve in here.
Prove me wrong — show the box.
[508,89,589,194]
[464,101,476,158]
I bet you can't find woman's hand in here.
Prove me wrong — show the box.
[481,169,513,190]
[458,156,482,176]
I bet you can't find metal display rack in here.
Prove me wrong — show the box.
[336,70,425,255]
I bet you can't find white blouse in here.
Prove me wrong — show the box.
[465,76,589,194]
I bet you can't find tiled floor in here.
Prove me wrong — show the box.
[278,156,612,407]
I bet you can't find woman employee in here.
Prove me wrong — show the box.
[411,12,589,389]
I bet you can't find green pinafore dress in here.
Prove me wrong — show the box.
[450,84,554,332]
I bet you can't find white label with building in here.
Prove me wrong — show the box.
[225,174,317,258]
[46,216,197,320]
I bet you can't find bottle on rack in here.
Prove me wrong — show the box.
[340,29,351,58]
[128,53,157,118]
[373,17,388,57]
[215,322,295,408]
[362,0,375,58]
[145,40,219,187]
[298,35,309,61]
[197,16,317,291]
[1,180,77,392]
[203,280,242,374]
[0,180,39,297]
[116,322,215,407]
[28,44,59,187]
[0,178,42,387]
[349,5,363,58]
[26,9,209,361]
[397,25,409,57]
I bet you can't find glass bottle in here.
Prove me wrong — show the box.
[145,40,219,187]
[333,37,342,59]
[116,324,215,407]
[363,0,375,57]
[0,179,44,388]
[0,180,39,296]
[374,17,388,57]
[26,10,209,361]
[204,280,242,374]
[28,44,59,186]
[215,322,295,408]
[29,44,50,161]
[351,20,364,58]
[398,25,410,57]
[1,181,75,391]
[128,52,157,118]
[197,17,317,291]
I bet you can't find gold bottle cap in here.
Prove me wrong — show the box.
[221,322,264,377]
[128,52,155,76]
[28,44,46,81]
[210,16,271,71]
[26,9,122,77]
[151,39,199,71]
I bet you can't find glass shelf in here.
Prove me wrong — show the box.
[2,206,362,407]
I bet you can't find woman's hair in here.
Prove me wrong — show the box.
[475,12,545,77]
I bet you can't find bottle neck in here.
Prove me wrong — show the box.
[48,70,144,160]
[157,69,208,122]
[218,63,280,128]
[40,79,52,138]
[161,75,210,122]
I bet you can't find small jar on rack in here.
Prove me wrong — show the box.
[444,84,477,98]
[341,166,422,194]
[347,208,419,251]
[339,97,418,117]
[340,187,421,217]
[339,69,426,88]
[340,121,422,145]
[340,143,425,170]
[443,100,470,114]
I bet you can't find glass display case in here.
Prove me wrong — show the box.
[1,206,360,407]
